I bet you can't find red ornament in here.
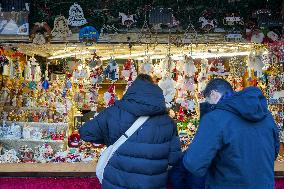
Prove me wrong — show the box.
[262,36,271,44]
[124,59,133,70]
[172,66,179,81]
[59,131,65,140]
[51,133,57,140]
[177,106,185,122]
[68,130,81,148]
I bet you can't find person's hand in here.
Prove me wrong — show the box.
[169,109,176,118]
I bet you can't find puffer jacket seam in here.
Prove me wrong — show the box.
[108,164,168,176]
[126,140,171,145]
[116,152,169,161]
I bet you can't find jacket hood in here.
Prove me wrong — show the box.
[216,87,269,122]
[116,79,167,116]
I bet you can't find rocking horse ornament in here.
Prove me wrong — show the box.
[119,12,136,27]
[199,17,217,32]
[199,10,217,32]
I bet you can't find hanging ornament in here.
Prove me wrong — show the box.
[181,99,195,112]
[177,106,186,122]
[0,55,9,66]
[183,18,197,43]
[208,59,229,76]
[140,56,153,75]
[90,66,104,85]
[251,30,265,43]
[9,59,14,79]
[104,58,119,81]
[119,12,136,28]
[73,64,90,82]
[198,10,217,32]
[184,77,195,93]
[158,76,176,108]
[153,63,163,78]
[183,55,196,77]
[0,55,9,75]
[162,55,175,72]
[51,16,72,39]
[62,87,67,97]
[229,57,247,77]
[123,73,135,95]
[267,31,280,42]
[121,59,137,81]
[175,76,188,104]
[30,22,51,45]
[29,57,42,82]
[79,26,100,46]
[89,51,102,68]
[104,84,116,107]
[172,63,179,81]
[198,59,209,92]
[223,13,244,26]
[29,81,37,90]
[234,77,244,91]
[68,3,87,27]
[42,80,49,90]
[66,79,73,89]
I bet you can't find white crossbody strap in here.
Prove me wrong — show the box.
[124,116,149,138]
[110,116,149,151]
[96,116,150,183]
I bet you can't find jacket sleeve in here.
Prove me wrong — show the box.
[183,114,223,177]
[168,121,183,166]
[79,109,108,144]
[273,124,280,160]
[168,158,188,189]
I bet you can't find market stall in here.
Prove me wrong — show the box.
[0,0,284,188]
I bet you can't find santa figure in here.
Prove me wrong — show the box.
[104,84,116,107]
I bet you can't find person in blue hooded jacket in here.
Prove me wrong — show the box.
[79,74,182,189]
[183,78,280,189]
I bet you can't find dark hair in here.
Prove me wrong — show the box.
[136,74,154,83]
[203,78,233,98]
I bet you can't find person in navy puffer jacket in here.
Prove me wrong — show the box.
[79,74,182,189]
[183,78,280,189]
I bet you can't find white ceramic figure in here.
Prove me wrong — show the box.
[11,96,17,107]
[3,63,9,76]
[9,60,14,79]
[31,127,42,140]
[251,32,265,43]
[198,59,208,92]
[24,60,32,81]
[22,125,32,139]
[0,87,10,104]
[34,65,42,82]
[184,56,196,77]
[0,149,20,163]
[158,77,176,108]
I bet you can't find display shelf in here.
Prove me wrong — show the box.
[2,121,68,128]
[0,138,64,143]
[2,106,49,111]
[0,138,66,152]
[0,162,97,177]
